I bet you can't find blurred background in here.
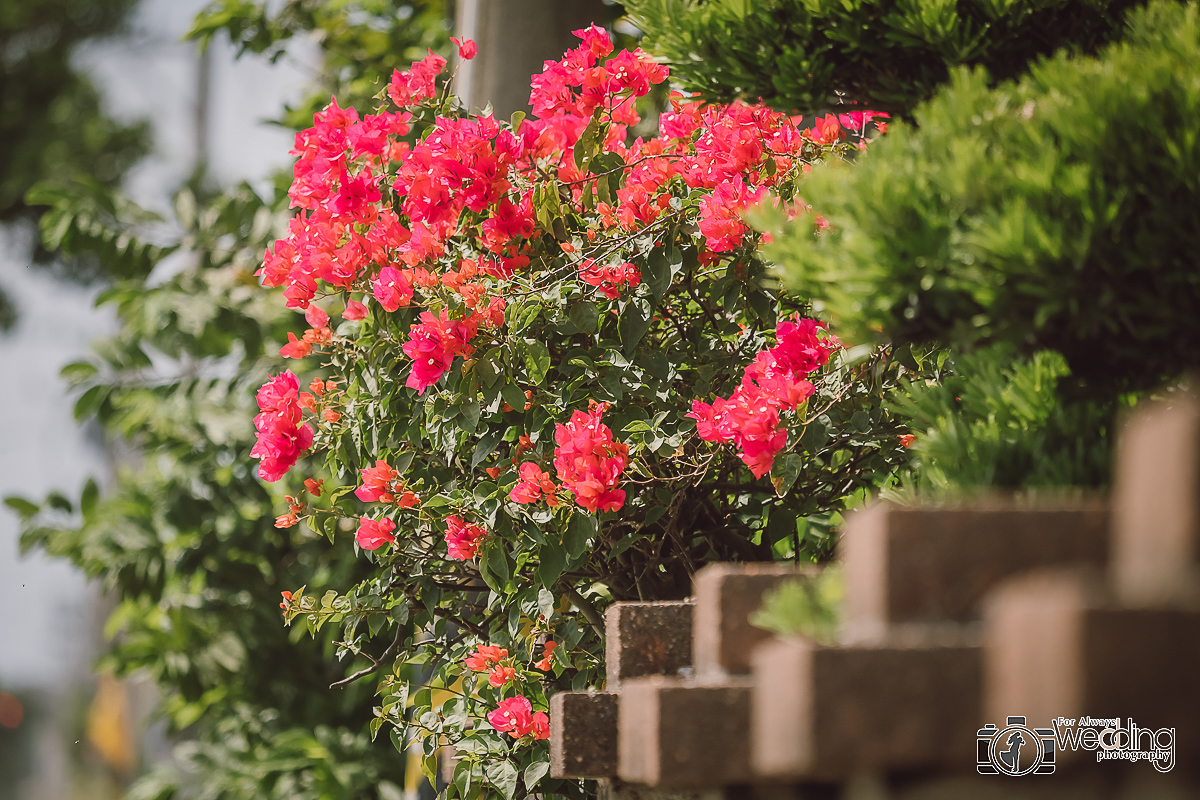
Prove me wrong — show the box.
[0,1,310,796]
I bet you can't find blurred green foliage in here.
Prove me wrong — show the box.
[749,567,842,642]
[187,0,451,129]
[9,2,455,797]
[0,0,151,329]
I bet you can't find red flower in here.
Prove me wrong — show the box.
[899,434,916,448]
[553,405,628,513]
[488,665,516,687]
[356,517,396,550]
[343,299,369,320]
[356,459,398,503]
[444,515,487,560]
[279,332,312,359]
[487,696,549,740]
[372,266,414,312]
[465,644,508,672]
[252,371,313,482]
[535,640,558,671]
[451,37,477,60]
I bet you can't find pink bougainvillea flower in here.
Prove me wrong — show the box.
[535,640,558,671]
[488,665,516,687]
[451,37,477,60]
[487,696,549,740]
[402,309,477,394]
[343,298,369,321]
[252,371,313,482]
[372,265,414,312]
[552,403,628,513]
[356,459,399,503]
[304,305,329,329]
[444,515,487,560]
[355,517,396,550]
[688,316,837,478]
[279,332,312,359]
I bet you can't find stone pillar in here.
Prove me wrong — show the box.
[455,0,609,117]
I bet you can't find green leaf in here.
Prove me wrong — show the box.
[524,761,550,792]
[471,429,505,468]
[564,513,597,559]
[4,496,39,518]
[501,382,526,411]
[59,360,98,383]
[568,301,599,334]
[73,384,107,420]
[510,110,526,133]
[485,760,519,800]
[537,587,556,620]
[538,541,567,589]
[618,298,653,355]
[80,478,98,520]
[520,339,551,386]
[478,347,504,387]
[643,250,672,302]
[770,453,804,497]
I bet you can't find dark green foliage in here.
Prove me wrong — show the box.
[766,0,1200,401]
[627,0,1142,115]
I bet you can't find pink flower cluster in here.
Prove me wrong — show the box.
[444,515,487,560]
[487,696,549,740]
[510,462,559,506]
[580,259,641,299]
[251,371,314,482]
[688,318,838,478]
[552,404,629,513]
[464,644,515,687]
[401,309,480,394]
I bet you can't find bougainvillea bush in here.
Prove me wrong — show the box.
[257,28,911,799]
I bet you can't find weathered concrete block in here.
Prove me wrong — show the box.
[606,600,694,688]
[618,675,754,788]
[984,569,1200,764]
[693,563,807,676]
[843,501,1109,637]
[1112,391,1200,606]
[751,634,982,780]
[550,691,618,779]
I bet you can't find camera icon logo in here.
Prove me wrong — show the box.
[977,716,1056,776]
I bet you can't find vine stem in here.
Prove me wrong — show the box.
[330,625,405,689]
